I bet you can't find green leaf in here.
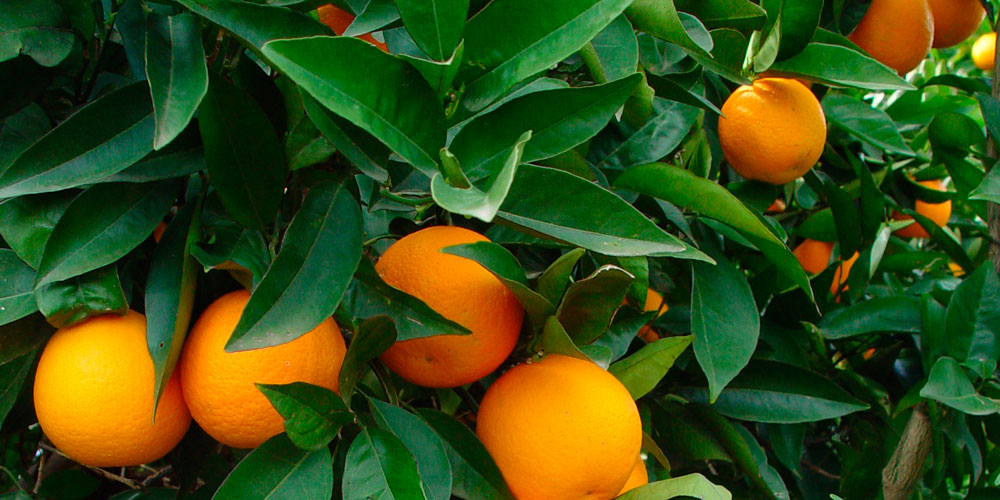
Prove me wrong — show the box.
[395,0,467,60]
[257,382,354,450]
[970,166,1000,204]
[394,40,465,97]
[0,103,50,172]
[191,199,270,282]
[497,164,710,260]
[822,93,914,156]
[591,15,640,83]
[0,0,74,67]
[35,181,176,288]
[615,163,813,300]
[285,112,335,171]
[626,0,713,56]
[0,250,38,326]
[557,265,633,344]
[681,360,869,423]
[344,0,399,36]
[732,425,789,499]
[691,253,759,402]
[263,36,446,176]
[763,0,822,60]
[592,98,701,170]
[432,131,531,222]
[0,344,40,428]
[538,316,591,362]
[920,357,1000,416]
[198,74,287,229]
[460,0,634,111]
[301,92,390,183]
[818,296,922,339]
[609,335,692,399]
[535,248,585,306]
[34,266,129,328]
[338,316,397,401]
[0,83,155,198]
[617,473,732,500]
[145,13,208,150]
[441,241,554,331]
[674,0,766,31]
[767,41,913,91]
[145,198,201,411]
[175,0,328,50]
[370,399,453,500]
[344,259,471,341]
[226,179,362,352]
[945,264,1000,378]
[104,142,206,183]
[213,434,333,500]
[417,409,514,500]
[977,92,1000,147]
[450,75,642,181]
[343,427,428,500]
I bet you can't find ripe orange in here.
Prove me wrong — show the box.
[927,0,985,48]
[179,290,346,449]
[766,198,787,214]
[636,288,667,343]
[892,179,952,238]
[793,239,858,295]
[317,4,388,52]
[718,78,827,185]
[476,354,642,500]
[33,311,191,467]
[831,252,859,296]
[973,33,996,70]
[617,458,649,496]
[152,221,167,243]
[848,0,933,74]
[949,262,965,277]
[375,226,524,388]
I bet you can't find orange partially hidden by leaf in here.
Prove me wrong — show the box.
[636,288,667,342]
[949,262,966,277]
[153,221,167,243]
[892,179,952,239]
[766,198,787,214]
[317,4,388,52]
[847,0,933,74]
[793,239,858,296]
[832,252,859,296]
[973,33,996,71]
[927,0,985,49]
[718,78,827,185]
[617,458,649,496]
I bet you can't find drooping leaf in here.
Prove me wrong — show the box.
[557,265,633,344]
[0,344,40,429]
[35,181,176,288]
[417,409,514,500]
[395,0,467,60]
[534,248,586,307]
[609,335,692,399]
[263,36,446,176]
[213,434,334,500]
[144,13,209,150]
[0,250,38,326]
[301,92,390,183]
[226,179,362,352]
[591,98,700,170]
[338,316,397,401]
[589,15,639,83]
[369,398,453,500]
[342,427,428,500]
[822,93,914,156]
[617,473,732,500]
[625,0,713,57]
[0,83,155,198]
[34,266,129,328]
[257,382,354,450]
[432,131,531,222]
[0,0,75,67]
[920,357,1000,416]
[0,103,50,172]
[538,316,591,362]
[175,0,328,50]
[945,264,1000,379]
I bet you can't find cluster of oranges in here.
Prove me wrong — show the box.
[32,225,654,499]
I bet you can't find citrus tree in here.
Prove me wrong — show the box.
[1,0,1000,498]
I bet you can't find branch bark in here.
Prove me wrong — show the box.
[882,404,933,500]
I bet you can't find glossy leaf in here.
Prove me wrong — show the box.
[969,165,1000,204]
[450,75,642,181]
[34,266,129,328]
[767,42,912,90]
[822,93,914,156]
[417,409,514,500]
[226,180,362,352]
[497,164,710,260]
[919,357,1000,416]
[370,398,452,500]
[145,199,201,410]
[945,264,1000,378]
[590,15,639,82]
[0,0,74,67]
[557,265,633,344]
[682,360,869,423]
[818,296,921,339]
[301,93,390,183]
[395,0,467,60]
[617,473,732,500]
[762,0,822,60]
[339,316,397,401]
[263,36,446,176]
[432,131,531,222]
[591,98,700,170]
[257,382,354,450]
[343,427,428,500]
[615,163,813,299]
[0,103,49,171]
[460,0,634,111]
[175,0,328,50]
[213,434,333,500]
[145,13,209,150]
[691,253,759,402]
[625,0,712,56]
[198,74,287,229]
[538,316,591,362]
[0,83,155,198]
[609,335,692,399]
[0,344,38,429]
[35,181,176,288]
[104,142,206,183]
[0,250,38,326]
[535,248,585,307]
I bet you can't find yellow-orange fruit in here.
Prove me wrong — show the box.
[793,239,834,275]
[973,33,996,70]
[617,458,650,496]
[376,226,523,388]
[893,179,952,239]
[33,311,191,466]
[179,290,346,448]
[637,288,667,342]
[718,78,827,185]
[317,4,388,51]
[848,0,934,74]
[928,0,985,48]
[766,198,787,214]
[832,252,860,296]
[153,221,167,243]
[477,354,642,500]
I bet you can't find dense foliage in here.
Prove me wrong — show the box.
[2,0,1000,498]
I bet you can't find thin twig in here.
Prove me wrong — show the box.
[802,459,841,481]
[38,443,141,490]
[32,450,44,494]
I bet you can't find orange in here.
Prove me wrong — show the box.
[375,226,524,388]
[33,311,190,467]
[949,262,966,277]
[832,252,859,296]
[928,0,985,48]
[617,458,649,496]
[793,239,858,295]
[476,354,642,500]
[153,221,167,243]
[848,0,933,74]
[766,198,787,214]
[317,4,388,52]
[636,288,667,342]
[973,33,996,70]
[892,179,952,238]
[718,78,827,185]
[179,290,346,448]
